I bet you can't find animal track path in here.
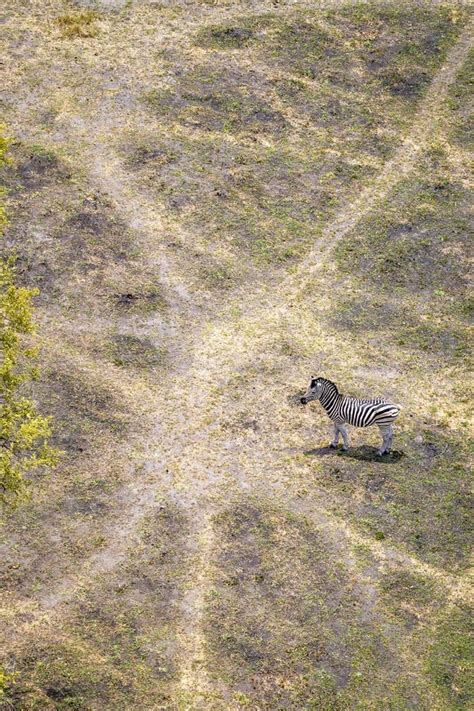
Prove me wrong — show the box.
[3,16,473,708]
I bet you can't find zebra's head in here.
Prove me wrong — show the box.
[300,376,325,404]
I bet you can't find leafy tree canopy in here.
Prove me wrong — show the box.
[0,129,60,506]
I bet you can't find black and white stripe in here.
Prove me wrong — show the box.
[300,376,401,455]
[315,378,400,427]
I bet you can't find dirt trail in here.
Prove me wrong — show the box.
[160,23,474,700]
[2,9,473,707]
[285,17,474,296]
[7,0,473,609]
[176,511,221,708]
[87,145,200,314]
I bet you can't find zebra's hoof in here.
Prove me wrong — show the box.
[377,450,386,457]
[342,446,349,452]
[329,443,337,449]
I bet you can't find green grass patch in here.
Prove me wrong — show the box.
[427,606,473,709]
[139,5,464,269]
[334,153,470,294]
[110,334,166,370]
[4,504,189,709]
[204,497,439,708]
[447,48,474,147]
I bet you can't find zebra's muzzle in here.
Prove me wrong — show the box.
[300,397,307,405]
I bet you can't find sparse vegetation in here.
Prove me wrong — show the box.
[57,11,100,39]
[0,133,8,236]
[0,2,472,708]
[0,666,15,700]
[0,258,60,505]
[111,334,166,369]
[0,135,59,506]
[196,25,255,49]
[427,606,473,709]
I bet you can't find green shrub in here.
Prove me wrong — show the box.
[0,666,16,699]
[0,258,60,505]
[0,132,8,235]
[0,131,60,506]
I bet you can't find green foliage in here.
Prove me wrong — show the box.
[0,131,60,506]
[0,131,9,235]
[0,258,60,505]
[0,667,15,698]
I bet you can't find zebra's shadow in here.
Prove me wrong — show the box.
[304,445,404,463]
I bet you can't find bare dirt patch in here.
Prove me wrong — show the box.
[0,2,472,708]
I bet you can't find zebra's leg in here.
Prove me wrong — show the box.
[330,423,340,449]
[339,424,349,451]
[387,424,394,451]
[377,425,393,455]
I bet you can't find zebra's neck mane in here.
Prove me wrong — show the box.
[319,378,342,413]
[319,378,340,395]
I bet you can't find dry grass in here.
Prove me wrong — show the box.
[57,11,100,39]
[0,1,472,708]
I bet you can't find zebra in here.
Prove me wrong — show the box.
[300,377,400,455]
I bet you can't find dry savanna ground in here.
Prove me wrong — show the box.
[0,1,473,709]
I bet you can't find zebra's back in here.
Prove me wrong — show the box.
[339,397,400,428]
